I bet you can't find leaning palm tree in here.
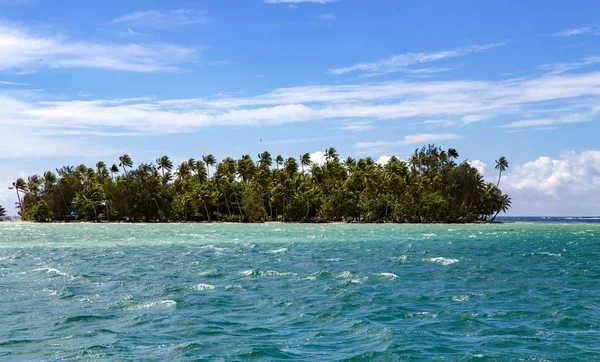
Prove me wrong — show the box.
[119,154,133,175]
[203,154,216,178]
[257,151,272,170]
[0,204,6,217]
[495,156,508,188]
[275,155,284,170]
[10,178,28,213]
[156,156,173,177]
[491,194,512,222]
[300,153,311,174]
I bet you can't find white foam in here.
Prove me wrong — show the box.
[452,295,470,302]
[263,270,293,276]
[191,283,215,291]
[266,248,288,254]
[427,257,459,265]
[422,233,436,237]
[131,300,177,310]
[241,269,255,276]
[376,272,398,280]
[338,271,353,278]
[32,267,74,279]
[540,252,561,257]
[392,255,408,262]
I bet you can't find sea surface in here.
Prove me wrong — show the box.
[0,221,599,361]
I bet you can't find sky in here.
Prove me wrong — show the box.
[1,0,600,216]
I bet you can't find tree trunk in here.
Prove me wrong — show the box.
[204,203,211,222]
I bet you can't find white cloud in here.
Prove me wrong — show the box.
[1,68,600,154]
[0,80,28,85]
[503,113,593,129]
[503,150,600,215]
[329,43,503,76]
[538,57,600,75]
[375,155,394,165]
[0,23,197,72]
[310,151,327,166]
[551,26,594,37]
[468,160,487,176]
[265,0,336,3]
[111,9,206,27]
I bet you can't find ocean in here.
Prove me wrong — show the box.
[1,221,599,360]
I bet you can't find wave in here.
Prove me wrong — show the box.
[31,267,74,279]
[240,269,294,277]
[191,283,215,291]
[426,257,459,265]
[128,300,177,310]
[266,248,288,254]
[375,272,398,280]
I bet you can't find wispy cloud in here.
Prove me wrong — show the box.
[111,9,206,28]
[336,121,374,131]
[0,23,197,73]
[1,68,600,157]
[551,26,594,37]
[502,113,593,129]
[355,134,461,153]
[265,0,336,3]
[0,80,28,85]
[538,56,600,75]
[329,43,504,76]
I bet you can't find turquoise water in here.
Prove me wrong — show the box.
[1,223,599,361]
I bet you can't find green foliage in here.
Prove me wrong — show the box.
[13,145,511,223]
[23,200,54,222]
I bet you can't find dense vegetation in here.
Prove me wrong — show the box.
[4,145,511,223]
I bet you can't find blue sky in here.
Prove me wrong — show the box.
[1,0,600,215]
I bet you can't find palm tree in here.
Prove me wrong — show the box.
[448,148,459,159]
[203,154,216,178]
[325,147,338,162]
[96,161,107,175]
[156,156,173,177]
[258,151,272,170]
[275,155,284,170]
[110,164,119,180]
[491,194,512,222]
[495,156,508,188]
[10,178,28,212]
[0,204,5,218]
[119,154,133,175]
[300,153,311,174]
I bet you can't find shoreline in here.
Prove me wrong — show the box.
[2,219,504,225]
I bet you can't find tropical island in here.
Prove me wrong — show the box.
[2,145,511,223]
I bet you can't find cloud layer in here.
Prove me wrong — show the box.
[0,24,197,72]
